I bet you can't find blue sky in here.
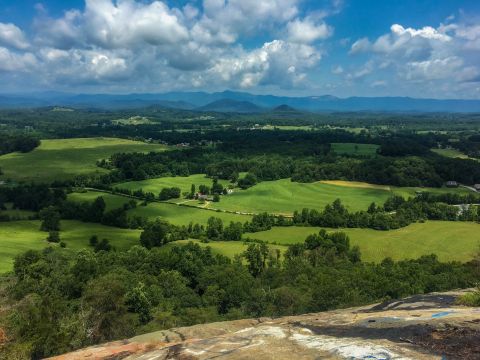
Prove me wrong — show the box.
[0,0,479,98]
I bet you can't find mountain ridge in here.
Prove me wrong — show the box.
[0,90,479,112]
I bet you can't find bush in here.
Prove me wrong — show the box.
[47,231,60,243]
[457,287,480,306]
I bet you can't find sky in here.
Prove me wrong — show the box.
[0,0,479,98]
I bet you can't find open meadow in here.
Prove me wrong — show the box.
[68,190,252,226]
[0,220,141,273]
[115,174,231,198]
[201,178,468,215]
[246,221,480,263]
[0,137,167,182]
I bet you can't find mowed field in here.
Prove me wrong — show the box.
[206,179,468,215]
[246,221,480,263]
[0,220,141,273]
[116,174,231,198]
[0,137,167,182]
[68,190,252,226]
[331,143,379,156]
[114,177,470,215]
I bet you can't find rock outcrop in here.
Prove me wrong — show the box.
[49,290,480,360]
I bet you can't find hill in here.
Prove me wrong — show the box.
[197,99,264,113]
[2,90,480,112]
[49,289,480,359]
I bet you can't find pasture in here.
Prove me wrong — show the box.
[246,221,480,263]
[210,179,396,214]
[0,220,141,273]
[68,190,252,226]
[0,137,167,182]
[116,174,231,198]
[331,143,379,156]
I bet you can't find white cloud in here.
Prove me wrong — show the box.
[287,18,332,43]
[349,37,370,54]
[0,47,36,72]
[209,40,320,88]
[0,23,29,50]
[331,65,344,74]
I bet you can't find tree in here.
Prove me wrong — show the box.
[89,197,106,222]
[238,173,257,189]
[223,222,243,241]
[39,206,61,231]
[140,220,170,248]
[213,194,220,202]
[94,239,112,252]
[47,231,60,243]
[125,282,152,324]
[243,243,269,277]
[159,187,181,200]
[190,184,196,198]
[206,217,223,239]
[89,235,98,247]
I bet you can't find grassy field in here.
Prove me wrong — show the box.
[68,190,252,226]
[246,221,480,263]
[166,239,286,259]
[0,137,167,182]
[116,174,231,198]
[432,148,472,160]
[320,180,471,199]
[331,143,379,156]
[0,220,141,273]
[207,179,406,214]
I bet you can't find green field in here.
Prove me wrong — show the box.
[246,221,480,263]
[206,179,400,214]
[116,177,470,216]
[331,143,379,156]
[0,220,141,273]
[167,239,286,259]
[68,190,252,226]
[116,174,231,198]
[0,137,167,182]
[432,148,472,160]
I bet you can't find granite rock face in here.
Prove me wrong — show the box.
[49,290,480,360]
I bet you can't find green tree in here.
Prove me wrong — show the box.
[125,282,152,324]
[206,217,223,239]
[39,206,61,231]
[223,222,243,241]
[243,243,269,277]
[140,220,170,248]
[47,231,60,243]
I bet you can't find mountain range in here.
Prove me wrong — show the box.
[0,90,479,113]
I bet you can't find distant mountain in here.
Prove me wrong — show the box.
[198,99,264,113]
[0,90,480,112]
[272,104,299,112]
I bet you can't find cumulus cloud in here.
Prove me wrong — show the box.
[0,23,29,50]
[287,18,332,43]
[209,40,320,88]
[349,21,480,93]
[0,47,36,72]
[2,0,331,90]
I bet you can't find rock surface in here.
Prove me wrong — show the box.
[49,290,480,360]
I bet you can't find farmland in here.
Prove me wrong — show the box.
[68,190,252,226]
[115,174,231,198]
[0,220,141,272]
[246,221,480,263]
[0,137,167,182]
